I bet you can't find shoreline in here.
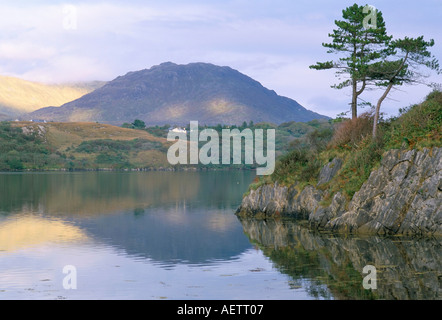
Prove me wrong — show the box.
[0,166,258,173]
[236,147,442,237]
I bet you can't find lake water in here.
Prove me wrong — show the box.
[0,171,440,300]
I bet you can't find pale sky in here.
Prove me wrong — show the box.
[0,0,441,118]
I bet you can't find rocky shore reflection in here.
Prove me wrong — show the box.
[237,218,442,300]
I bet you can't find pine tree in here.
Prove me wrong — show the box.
[368,36,440,137]
[310,4,392,119]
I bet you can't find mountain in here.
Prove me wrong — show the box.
[0,75,105,120]
[28,62,328,125]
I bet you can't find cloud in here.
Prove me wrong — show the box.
[0,0,440,116]
[0,42,56,61]
[20,54,111,83]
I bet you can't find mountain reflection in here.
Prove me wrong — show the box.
[0,171,255,265]
[237,218,442,300]
[0,215,87,252]
[74,204,251,265]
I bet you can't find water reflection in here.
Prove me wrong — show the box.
[0,171,254,215]
[0,171,245,219]
[0,214,87,252]
[238,218,442,300]
[0,171,440,300]
[75,205,251,265]
[0,171,255,265]
[0,171,318,300]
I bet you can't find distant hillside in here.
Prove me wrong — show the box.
[0,75,105,120]
[0,118,332,171]
[2,121,171,170]
[29,62,328,125]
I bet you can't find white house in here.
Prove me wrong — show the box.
[171,127,187,133]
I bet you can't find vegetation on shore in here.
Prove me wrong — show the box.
[248,90,442,201]
[0,121,170,171]
[1,90,439,179]
[246,2,439,204]
[0,118,332,172]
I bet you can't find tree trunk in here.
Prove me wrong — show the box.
[373,53,409,139]
[373,82,393,139]
[351,79,358,119]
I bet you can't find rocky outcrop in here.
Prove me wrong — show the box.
[236,147,442,236]
[317,157,343,186]
[327,148,442,235]
[238,183,321,220]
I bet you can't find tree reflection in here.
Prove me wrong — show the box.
[238,218,441,300]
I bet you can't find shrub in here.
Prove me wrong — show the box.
[7,157,24,171]
[335,137,384,198]
[0,122,59,170]
[307,127,334,152]
[329,112,374,149]
[271,147,318,184]
[75,138,163,154]
[95,153,130,168]
[132,119,146,129]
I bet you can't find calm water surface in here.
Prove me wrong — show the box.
[0,171,440,300]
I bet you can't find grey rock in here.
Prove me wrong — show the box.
[237,147,442,236]
[324,147,441,235]
[317,158,343,186]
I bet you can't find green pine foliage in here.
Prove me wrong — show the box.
[310,3,392,119]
